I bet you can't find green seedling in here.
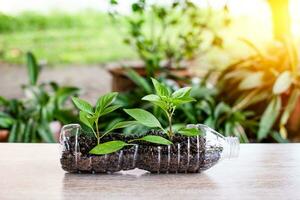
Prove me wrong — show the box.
[125,78,202,139]
[72,92,134,145]
[72,92,173,155]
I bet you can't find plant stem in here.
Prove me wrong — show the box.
[91,129,97,142]
[168,113,173,139]
[95,118,100,145]
[168,106,176,139]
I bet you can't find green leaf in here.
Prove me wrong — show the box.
[26,52,39,85]
[103,121,138,135]
[142,94,160,102]
[55,87,80,107]
[280,89,300,125]
[72,97,93,114]
[204,117,215,129]
[178,127,202,137]
[0,96,8,106]
[279,125,288,139]
[132,135,172,145]
[197,100,213,116]
[238,72,263,90]
[96,92,118,114]
[54,109,78,124]
[172,96,195,106]
[142,95,169,111]
[273,71,293,94]
[8,122,19,142]
[0,115,14,128]
[126,69,152,94]
[124,108,162,129]
[100,105,122,117]
[271,131,289,143]
[169,123,185,132]
[151,78,170,97]
[24,119,34,143]
[172,87,192,98]
[258,96,281,141]
[37,124,55,143]
[79,111,94,130]
[110,0,118,5]
[214,102,231,119]
[233,123,249,143]
[89,141,128,155]
[16,122,25,142]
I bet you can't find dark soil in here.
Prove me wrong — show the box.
[60,130,223,174]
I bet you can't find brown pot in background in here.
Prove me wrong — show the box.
[108,66,192,92]
[0,130,9,142]
[286,97,300,142]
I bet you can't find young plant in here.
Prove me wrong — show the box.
[72,92,174,155]
[72,93,132,145]
[125,78,201,139]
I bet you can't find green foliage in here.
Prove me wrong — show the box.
[72,97,94,114]
[109,71,256,143]
[72,93,132,144]
[26,52,39,85]
[89,134,172,155]
[0,11,107,33]
[125,69,152,94]
[218,39,300,141]
[0,11,135,65]
[129,135,173,145]
[178,127,203,137]
[124,109,163,129]
[0,53,79,142]
[0,112,14,128]
[110,0,228,76]
[258,96,281,141]
[125,78,200,139]
[89,140,129,155]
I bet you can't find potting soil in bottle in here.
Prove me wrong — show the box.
[60,124,239,174]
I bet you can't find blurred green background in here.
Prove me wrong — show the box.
[0,11,137,65]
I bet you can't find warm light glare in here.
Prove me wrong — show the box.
[290,0,300,36]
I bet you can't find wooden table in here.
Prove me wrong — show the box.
[0,144,299,200]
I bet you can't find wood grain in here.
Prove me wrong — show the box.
[0,144,299,200]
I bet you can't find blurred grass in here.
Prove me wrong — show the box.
[0,10,271,68]
[0,11,137,65]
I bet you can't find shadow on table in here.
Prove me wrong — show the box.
[62,169,219,199]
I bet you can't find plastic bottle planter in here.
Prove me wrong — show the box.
[60,124,239,174]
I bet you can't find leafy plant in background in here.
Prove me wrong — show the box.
[109,0,228,76]
[177,82,257,143]
[0,52,79,142]
[218,38,299,142]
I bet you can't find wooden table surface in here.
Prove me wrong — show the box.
[0,144,300,200]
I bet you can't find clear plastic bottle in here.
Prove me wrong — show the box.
[60,123,239,173]
[187,124,239,171]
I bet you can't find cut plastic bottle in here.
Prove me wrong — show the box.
[60,123,239,174]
